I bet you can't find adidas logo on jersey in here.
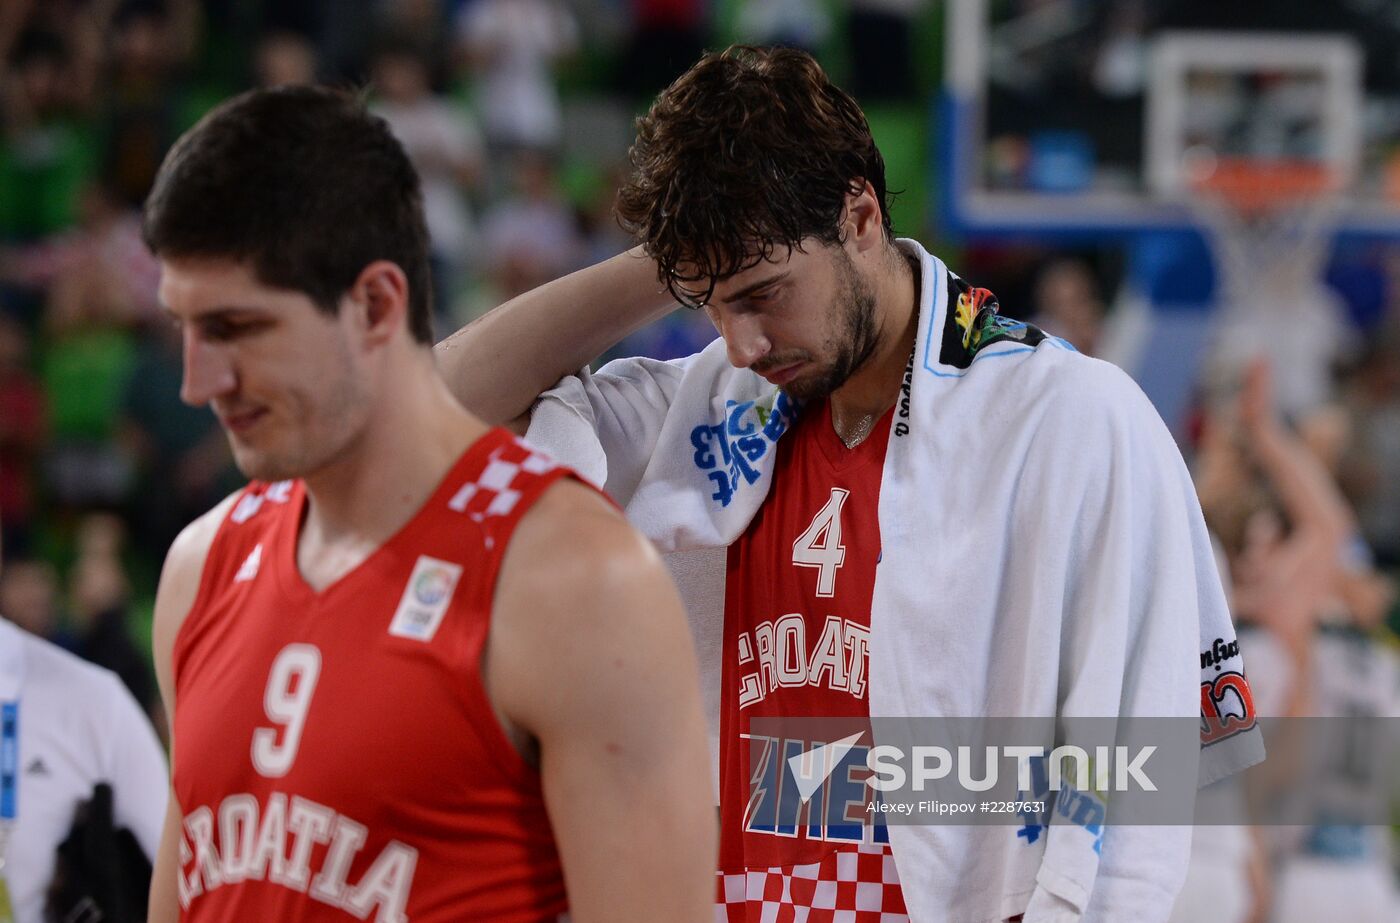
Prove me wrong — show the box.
[26,756,49,776]
[235,545,263,583]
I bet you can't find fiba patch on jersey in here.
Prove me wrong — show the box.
[389,556,462,642]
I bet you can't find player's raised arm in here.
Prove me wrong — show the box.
[487,480,716,922]
[1237,359,1353,553]
[148,493,237,923]
[434,246,675,430]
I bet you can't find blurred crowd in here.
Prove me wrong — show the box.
[0,0,947,728]
[0,6,1398,912]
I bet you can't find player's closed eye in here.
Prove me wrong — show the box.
[735,288,778,314]
[201,317,272,342]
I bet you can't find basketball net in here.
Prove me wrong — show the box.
[1187,158,1346,414]
[1187,158,1342,307]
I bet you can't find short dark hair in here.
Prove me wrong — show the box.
[616,45,893,308]
[143,85,434,343]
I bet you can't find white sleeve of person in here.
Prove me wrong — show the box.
[97,669,170,859]
[526,353,695,499]
[525,336,782,550]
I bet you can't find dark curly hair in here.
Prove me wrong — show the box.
[143,85,435,344]
[616,45,894,309]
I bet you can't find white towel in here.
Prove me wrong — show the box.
[526,239,1263,922]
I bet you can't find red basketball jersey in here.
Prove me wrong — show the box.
[172,429,574,923]
[717,400,908,921]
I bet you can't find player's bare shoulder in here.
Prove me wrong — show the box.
[152,491,242,698]
[497,477,667,625]
[157,492,240,624]
[488,476,691,729]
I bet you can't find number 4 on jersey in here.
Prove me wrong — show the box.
[792,488,849,597]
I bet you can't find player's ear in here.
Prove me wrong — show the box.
[842,180,884,254]
[348,260,410,346]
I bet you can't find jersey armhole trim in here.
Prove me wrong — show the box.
[463,467,586,786]
[170,483,280,690]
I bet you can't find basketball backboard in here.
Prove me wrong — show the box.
[939,0,1400,241]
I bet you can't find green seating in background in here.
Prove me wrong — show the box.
[866,104,929,239]
[41,328,137,442]
[0,121,97,240]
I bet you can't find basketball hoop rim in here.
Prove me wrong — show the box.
[1187,158,1341,215]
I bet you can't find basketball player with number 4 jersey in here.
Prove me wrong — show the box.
[142,86,715,923]
[716,389,906,920]
[436,46,1262,921]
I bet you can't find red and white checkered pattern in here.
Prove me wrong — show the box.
[230,480,295,524]
[715,843,908,923]
[447,439,557,523]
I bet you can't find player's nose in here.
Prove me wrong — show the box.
[722,313,772,370]
[180,331,237,407]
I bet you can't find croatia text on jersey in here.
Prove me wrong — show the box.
[736,614,871,709]
[177,791,416,923]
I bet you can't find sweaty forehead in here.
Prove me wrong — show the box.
[674,244,800,303]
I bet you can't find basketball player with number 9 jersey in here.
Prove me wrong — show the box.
[142,86,716,923]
